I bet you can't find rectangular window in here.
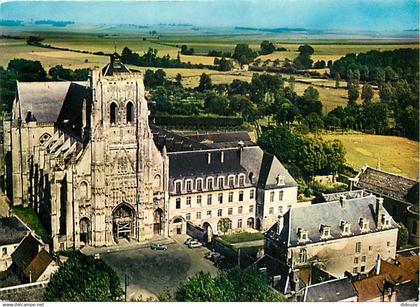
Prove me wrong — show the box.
[278,206,283,214]
[270,191,275,202]
[207,210,212,217]
[355,242,361,253]
[186,181,192,192]
[387,241,390,247]
[207,178,213,190]
[218,193,223,204]
[196,212,201,219]
[228,192,234,203]
[279,190,284,201]
[186,213,191,221]
[207,194,212,205]
[228,176,234,187]
[269,207,274,215]
[218,209,223,217]
[361,266,366,273]
[237,219,242,228]
[361,256,366,263]
[250,189,255,199]
[186,196,191,206]
[353,267,358,274]
[2,247,7,256]
[354,257,359,265]
[218,177,224,189]
[197,179,203,191]
[249,205,254,213]
[197,195,202,205]
[239,175,245,187]
[238,206,243,214]
[228,208,233,215]
[239,191,244,202]
[176,182,181,194]
[176,198,181,209]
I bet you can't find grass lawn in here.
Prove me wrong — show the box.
[320,133,419,179]
[12,205,51,244]
[219,231,265,244]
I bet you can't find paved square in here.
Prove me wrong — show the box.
[100,236,219,300]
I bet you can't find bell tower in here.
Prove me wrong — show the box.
[86,53,166,246]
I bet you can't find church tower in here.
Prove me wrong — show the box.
[87,53,168,246]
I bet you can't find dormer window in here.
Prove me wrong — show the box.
[196,179,203,191]
[276,175,285,186]
[228,175,235,188]
[320,225,331,239]
[186,180,192,192]
[341,221,351,235]
[239,174,245,187]
[207,177,213,190]
[175,181,181,194]
[218,177,224,189]
[381,214,391,228]
[298,228,309,243]
[359,218,369,232]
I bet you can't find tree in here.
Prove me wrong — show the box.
[49,65,73,80]
[335,72,341,88]
[218,218,231,235]
[204,93,230,115]
[297,86,323,116]
[397,223,409,248]
[229,95,258,122]
[260,40,276,55]
[7,58,47,81]
[175,73,183,87]
[361,83,374,103]
[232,44,257,66]
[274,99,298,127]
[293,44,314,69]
[216,57,233,71]
[197,73,212,92]
[171,267,284,302]
[298,44,314,56]
[303,112,324,132]
[44,252,123,301]
[347,82,359,104]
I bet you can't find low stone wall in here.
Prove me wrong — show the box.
[0,280,48,301]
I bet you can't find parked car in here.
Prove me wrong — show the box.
[185,238,197,245]
[188,241,203,248]
[151,242,168,250]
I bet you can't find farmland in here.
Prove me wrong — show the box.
[320,133,419,179]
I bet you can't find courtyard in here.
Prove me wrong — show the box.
[99,235,219,301]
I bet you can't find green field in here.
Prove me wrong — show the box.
[321,133,419,179]
[2,28,404,113]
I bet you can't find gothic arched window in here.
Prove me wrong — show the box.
[110,102,118,125]
[126,101,134,124]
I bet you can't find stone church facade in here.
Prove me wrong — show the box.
[3,55,298,251]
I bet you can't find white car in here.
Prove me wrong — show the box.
[188,241,203,248]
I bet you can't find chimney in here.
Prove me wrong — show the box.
[340,195,346,208]
[376,197,384,228]
[276,215,284,235]
[221,151,224,163]
[207,152,211,164]
[375,254,381,275]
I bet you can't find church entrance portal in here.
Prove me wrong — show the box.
[153,208,163,235]
[112,203,135,241]
[80,217,91,245]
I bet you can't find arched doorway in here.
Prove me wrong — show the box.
[153,208,163,235]
[172,216,184,235]
[202,222,213,244]
[80,217,90,245]
[112,203,135,241]
[247,217,255,228]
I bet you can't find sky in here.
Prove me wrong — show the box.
[0,0,418,32]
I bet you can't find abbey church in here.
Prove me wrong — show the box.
[3,54,298,251]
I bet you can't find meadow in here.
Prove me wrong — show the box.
[320,133,419,179]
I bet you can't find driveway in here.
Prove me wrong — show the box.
[99,235,219,301]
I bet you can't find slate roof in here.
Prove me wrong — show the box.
[185,131,254,149]
[167,146,298,190]
[304,277,357,302]
[151,124,210,152]
[23,249,53,281]
[354,166,418,204]
[11,233,43,271]
[266,194,399,247]
[102,53,132,76]
[0,216,30,245]
[322,190,369,202]
[17,81,86,124]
